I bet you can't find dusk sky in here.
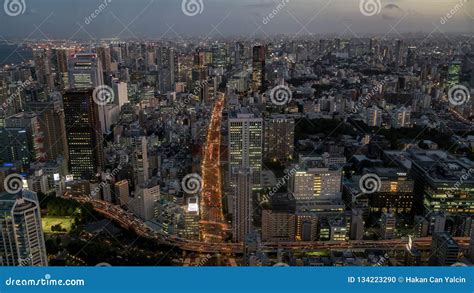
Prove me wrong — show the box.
[0,0,473,39]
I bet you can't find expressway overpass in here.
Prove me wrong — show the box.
[68,196,470,254]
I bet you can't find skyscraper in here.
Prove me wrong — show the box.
[0,190,48,266]
[251,45,266,93]
[263,115,294,163]
[430,232,460,266]
[232,168,253,243]
[63,89,105,180]
[228,111,263,189]
[67,53,104,90]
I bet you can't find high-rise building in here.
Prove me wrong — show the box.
[131,136,149,187]
[365,105,382,127]
[112,79,128,108]
[261,210,295,242]
[63,89,105,179]
[380,212,396,239]
[430,232,460,266]
[131,182,160,221]
[290,167,342,201]
[391,106,412,129]
[0,190,48,266]
[33,48,54,93]
[251,45,266,93]
[0,128,30,167]
[5,112,43,163]
[114,180,129,207]
[232,168,253,243]
[68,53,104,90]
[96,46,112,74]
[27,97,69,162]
[228,111,263,189]
[264,115,294,163]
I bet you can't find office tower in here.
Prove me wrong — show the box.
[5,112,43,162]
[183,196,200,240]
[131,136,149,187]
[33,48,54,92]
[0,128,30,167]
[430,232,460,266]
[414,215,429,237]
[157,47,176,93]
[112,79,128,108]
[290,167,342,201]
[428,212,447,235]
[232,168,253,243]
[361,168,414,213]
[68,53,104,89]
[114,180,130,207]
[63,89,105,180]
[131,182,160,221]
[350,209,364,240]
[228,111,263,189]
[409,151,474,215]
[406,46,417,67]
[211,42,227,68]
[52,48,71,89]
[96,45,112,73]
[251,45,266,92]
[380,212,396,239]
[0,190,48,266]
[261,210,295,242]
[391,106,411,128]
[295,213,318,241]
[394,39,403,66]
[448,61,462,87]
[365,105,382,127]
[264,115,294,163]
[27,97,69,162]
[329,217,348,241]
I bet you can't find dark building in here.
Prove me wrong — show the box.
[252,45,266,93]
[63,89,105,179]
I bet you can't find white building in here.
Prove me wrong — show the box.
[290,167,342,201]
[228,111,263,189]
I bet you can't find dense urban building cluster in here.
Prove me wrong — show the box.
[0,33,473,266]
